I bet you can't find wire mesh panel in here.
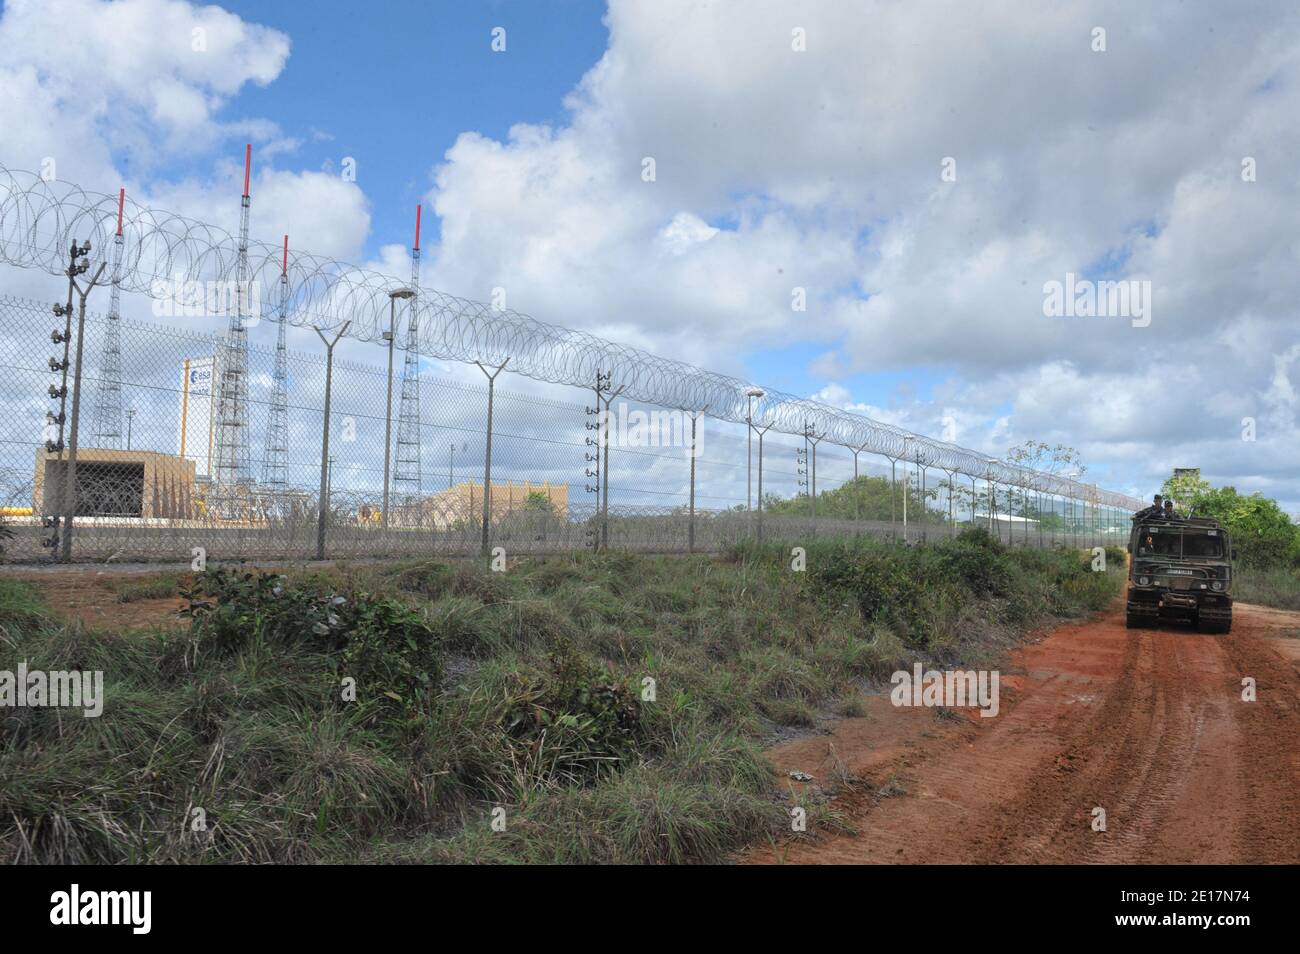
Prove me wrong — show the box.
[0,293,1129,563]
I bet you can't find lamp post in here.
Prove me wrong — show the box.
[382,288,416,532]
[745,387,764,511]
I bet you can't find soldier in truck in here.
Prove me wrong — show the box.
[1127,513,1235,633]
[1133,493,1164,520]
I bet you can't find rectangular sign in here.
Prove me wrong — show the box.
[178,356,216,479]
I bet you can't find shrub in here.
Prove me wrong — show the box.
[181,566,441,724]
[498,642,644,783]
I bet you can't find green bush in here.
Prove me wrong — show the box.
[181,566,441,724]
[500,643,644,781]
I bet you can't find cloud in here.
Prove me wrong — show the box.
[417,0,1300,508]
[0,0,291,182]
[0,0,370,332]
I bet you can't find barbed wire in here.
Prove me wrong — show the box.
[0,163,1142,508]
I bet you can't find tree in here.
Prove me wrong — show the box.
[522,491,554,513]
[1159,474,1300,568]
[1006,440,1089,530]
[1005,440,1086,478]
[762,474,932,521]
[1160,471,1211,508]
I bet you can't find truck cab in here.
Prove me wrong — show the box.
[1126,515,1233,633]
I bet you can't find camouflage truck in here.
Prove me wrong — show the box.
[1126,514,1235,632]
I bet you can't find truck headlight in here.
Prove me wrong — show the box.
[1138,575,1150,586]
[1211,581,1224,591]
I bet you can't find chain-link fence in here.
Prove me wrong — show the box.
[0,294,1130,563]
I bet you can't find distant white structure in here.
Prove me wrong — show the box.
[178,355,219,480]
[975,513,1039,525]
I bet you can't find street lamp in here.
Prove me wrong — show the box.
[745,387,764,511]
[382,288,416,532]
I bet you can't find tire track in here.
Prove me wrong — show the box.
[748,600,1300,865]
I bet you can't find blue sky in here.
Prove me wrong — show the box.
[214,0,609,254]
[207,0,935,417]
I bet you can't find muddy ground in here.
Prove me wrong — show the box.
[4,568,187,631]
[750,600,1300,864]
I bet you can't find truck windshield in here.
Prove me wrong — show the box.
[1135,527,1224,559]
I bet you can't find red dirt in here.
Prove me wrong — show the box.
[748,600,1300,864]
[4,569,186,631]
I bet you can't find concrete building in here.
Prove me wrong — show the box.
[34,448,197,519]
[400,480,568,529]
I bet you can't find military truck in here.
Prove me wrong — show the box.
[1126,514,1235,632]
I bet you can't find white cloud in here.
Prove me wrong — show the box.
[0,0,291,181]
[416,0,1300,508]
[0,0,370,327]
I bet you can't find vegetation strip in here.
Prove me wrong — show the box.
[1,531,1124,863]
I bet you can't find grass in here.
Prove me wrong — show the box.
[0,531,1122,864]
[0,575,47,637]
[1233,566,1300,611]
[109,571,186,603]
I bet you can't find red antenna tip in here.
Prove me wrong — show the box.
[282,234,289,274]
[413,204,422,251]
[243,144,252,198]
[116,188,125,236]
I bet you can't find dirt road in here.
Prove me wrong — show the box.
[749,600,1300,864]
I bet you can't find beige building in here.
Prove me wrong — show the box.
[34,448,198,519]
[397,480,568,529]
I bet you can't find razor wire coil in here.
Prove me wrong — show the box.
[0,163,1141,508]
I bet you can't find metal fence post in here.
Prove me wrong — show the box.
[314,321,349,560]
[888,456,898,540]
[852,448,861,533]
[754,423,771,544]
[688,411,700,552]
[945,469,956,538]
[598,383,624,551]
[475,360,508,556]
[59,254,107,563]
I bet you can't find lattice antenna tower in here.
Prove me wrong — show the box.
[213,144,254,492]
[394,204,423,501]
[261,233,290,490]
[90,187,125,448]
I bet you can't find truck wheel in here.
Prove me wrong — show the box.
[1126,610,1145,629]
